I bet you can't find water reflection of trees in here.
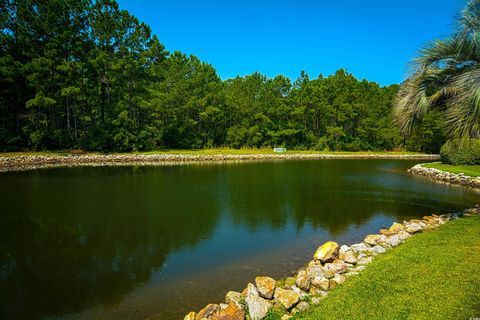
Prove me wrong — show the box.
[220,160,464,234]
[0,166,221,320]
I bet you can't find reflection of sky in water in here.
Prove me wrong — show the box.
[0,159,478,320]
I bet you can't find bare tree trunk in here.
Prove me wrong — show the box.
[66,97,71,133]
[100,81,106,123]
[74,100,78,144]
[106,80,111,120]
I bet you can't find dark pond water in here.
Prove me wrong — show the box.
[0,159,478,320]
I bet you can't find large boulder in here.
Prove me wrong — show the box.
[313,241,339,263]
[212,302,245,320]
[245,284,272,320]
[274,288,300,310]
[255,276,276,299]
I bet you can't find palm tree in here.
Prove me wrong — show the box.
[394,0,480,139]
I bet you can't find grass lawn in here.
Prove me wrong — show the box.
[0,148,430,157]
[291,216,480,320]
[424,163,480,177]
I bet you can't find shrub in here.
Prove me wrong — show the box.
[440,139,480,165]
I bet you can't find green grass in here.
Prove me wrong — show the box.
[424,163,480,177]
[0,148,430,157]
[292,216,480,320]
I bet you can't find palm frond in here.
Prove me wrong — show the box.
[393,69,431,135]
[417,37,480,68]
[394,0,480,139]
[429,86,459,107]
[459,0,480,34]
[446,67,480,138]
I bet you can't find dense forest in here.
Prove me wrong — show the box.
[0,0,446,152]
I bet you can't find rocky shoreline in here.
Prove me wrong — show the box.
[0,153,440,173]
[178,205,480,320]
[409,163,480,189]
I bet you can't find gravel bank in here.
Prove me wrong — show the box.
[0,153,440,173]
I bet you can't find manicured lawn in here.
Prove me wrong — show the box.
[293,216,480,320]
[424,163,480,177]
[0,149,430,157]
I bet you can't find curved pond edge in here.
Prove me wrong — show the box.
[0,153,440,173]
[175,205,480,320]
[409,163,480,189]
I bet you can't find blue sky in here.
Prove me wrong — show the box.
[117,0,465,86]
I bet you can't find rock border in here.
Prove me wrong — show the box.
[0,153,440,173]
[180,205,480,320]
[409,163,480,189]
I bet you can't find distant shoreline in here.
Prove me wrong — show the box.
[0,153,440,173]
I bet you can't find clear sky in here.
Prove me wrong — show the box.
[117,0,466,86]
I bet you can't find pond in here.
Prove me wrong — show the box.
[0,159,478,320]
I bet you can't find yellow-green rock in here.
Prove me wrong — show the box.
[313,241,339,263]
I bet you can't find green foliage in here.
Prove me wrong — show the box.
[440,139,480,165]
[0,0,445,152]
[394,0,480,140]
[404,109,447,153]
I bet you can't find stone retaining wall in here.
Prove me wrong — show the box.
[0,153,440,173]
[177,205,480,320]
[409,163,480,189]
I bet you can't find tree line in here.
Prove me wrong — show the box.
[0,0,445,152]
